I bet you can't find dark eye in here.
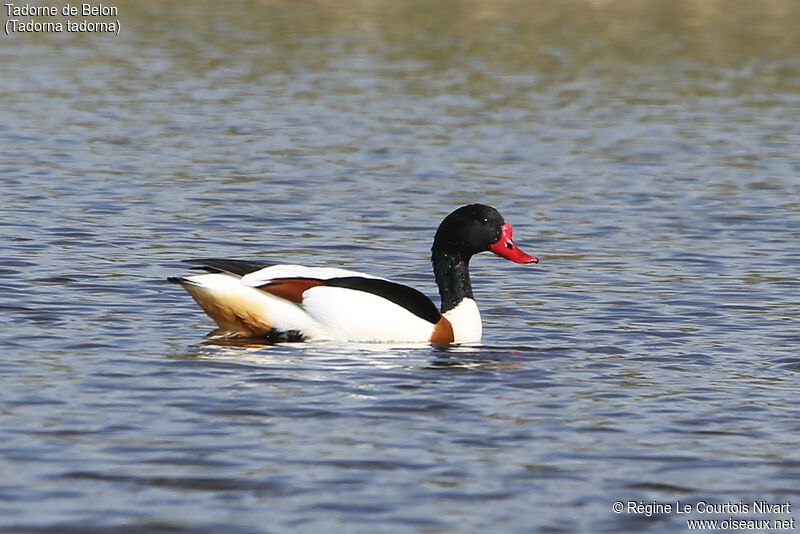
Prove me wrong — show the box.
[482,218,489,224]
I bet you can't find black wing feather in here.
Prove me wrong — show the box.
[184,258,272,277]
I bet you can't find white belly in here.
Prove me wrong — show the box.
[302,286,436,343]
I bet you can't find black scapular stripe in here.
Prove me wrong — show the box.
[324,277,441,325]
[185,258,271,277]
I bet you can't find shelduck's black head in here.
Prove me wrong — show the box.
[432,204,538,264]
[431,204,537,313]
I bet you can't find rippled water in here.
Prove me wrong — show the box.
[2,1,799,532]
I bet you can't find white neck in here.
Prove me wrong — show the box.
[442,298,482,342]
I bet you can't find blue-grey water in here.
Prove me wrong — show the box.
[2,1,799,532]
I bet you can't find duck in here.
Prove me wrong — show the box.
[168,204,538,343]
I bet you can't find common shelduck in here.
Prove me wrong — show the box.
[168,204,538,343]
